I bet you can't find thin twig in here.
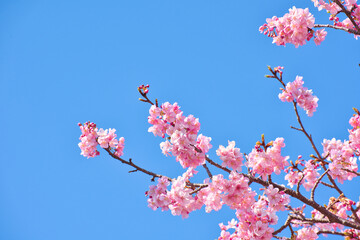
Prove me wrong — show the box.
[104,148,206,189]
[317,230,347,237]
[202,163,213,179]
[314,24,360,35]
[273,216,292,235]
[311,169,329,201]
[296,174,305,194]
[341,168,360,176]
[206,156,231,173]
[320,181,334,188]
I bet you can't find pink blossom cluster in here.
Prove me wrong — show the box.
[221,171,257,210]
[146,168,202,218]
[263,185,290,211]
[197,174,225,213]
[167,168,203,218]
[145,176,171,211]
[349,113,360,153]
[247,138,289,178]
[78,122,100,158]
[312,0,341,14]
[311,196,356,233]
[197,171,256,213]
[218,196,282,240]
[322,138,358,183]
[259,7,327,47]
[148,102,212,168]
[297,227,319,240]
[216,141,244,171]
[285,159,320,191]
[78,122,125,158]
[278,76,319,117]
[146,171,258,220]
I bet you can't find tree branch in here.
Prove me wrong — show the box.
[311,169,329,201]
[333,0,360,33]
[314,24,360,35]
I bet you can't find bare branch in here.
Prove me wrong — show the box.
[206,156,231,173]
[202,163,213,179]
[317,230,347,237]
[273,216,292,235]
[311,169,329,201]
[314,24,360,35]
[104,148,206,189]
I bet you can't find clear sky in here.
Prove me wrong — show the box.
[1,0,360,239]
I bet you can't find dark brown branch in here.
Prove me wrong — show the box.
[291,215,332,224]
[273,216,291,235]
[317,230,347,237]
[205,156,231,173]
[291,101,322,159]
[321,181,334,188]
[104,148,206,189]
[333,0,360,33]
[202,163,213,179]
[105,148,169,180]
[311,169,329,201]
[296,174,305,194]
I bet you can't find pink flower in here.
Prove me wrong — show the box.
[279,76,319,116]
[247,138,289,178]
[114,137,125,157]
[260,7,318,47]
[196,134,212,154]
[78,122,125,158]
[216,141,244,171]
[78,122,100,158]
[322,138,357,183]
[147,102,210,168]
[349,113,360,153]
[297,227,319,239]
[97,128,118,149]
[314,29,327,45]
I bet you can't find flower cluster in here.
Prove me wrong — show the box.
[322,138,358,183]
[247,138,289,178]
[146,168,202,218]
[297,227,319,240]
[218,194,287,240]
[278,76,319,117]
[349,112,360,153]
[285,159,320,191]
[311,196,356,233]
[149,102,212,168]
[216,141,244,171]
[78,122,100,158]
[259,7,327,47]
[264,185,290,211]
[145,176,171,211]
[78,122,125,158]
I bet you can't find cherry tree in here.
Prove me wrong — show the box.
[78,1,360,239]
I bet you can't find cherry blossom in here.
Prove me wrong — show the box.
[278,76,319,117]
[216,141,244,171]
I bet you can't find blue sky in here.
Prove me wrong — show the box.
[1,1,359,239]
